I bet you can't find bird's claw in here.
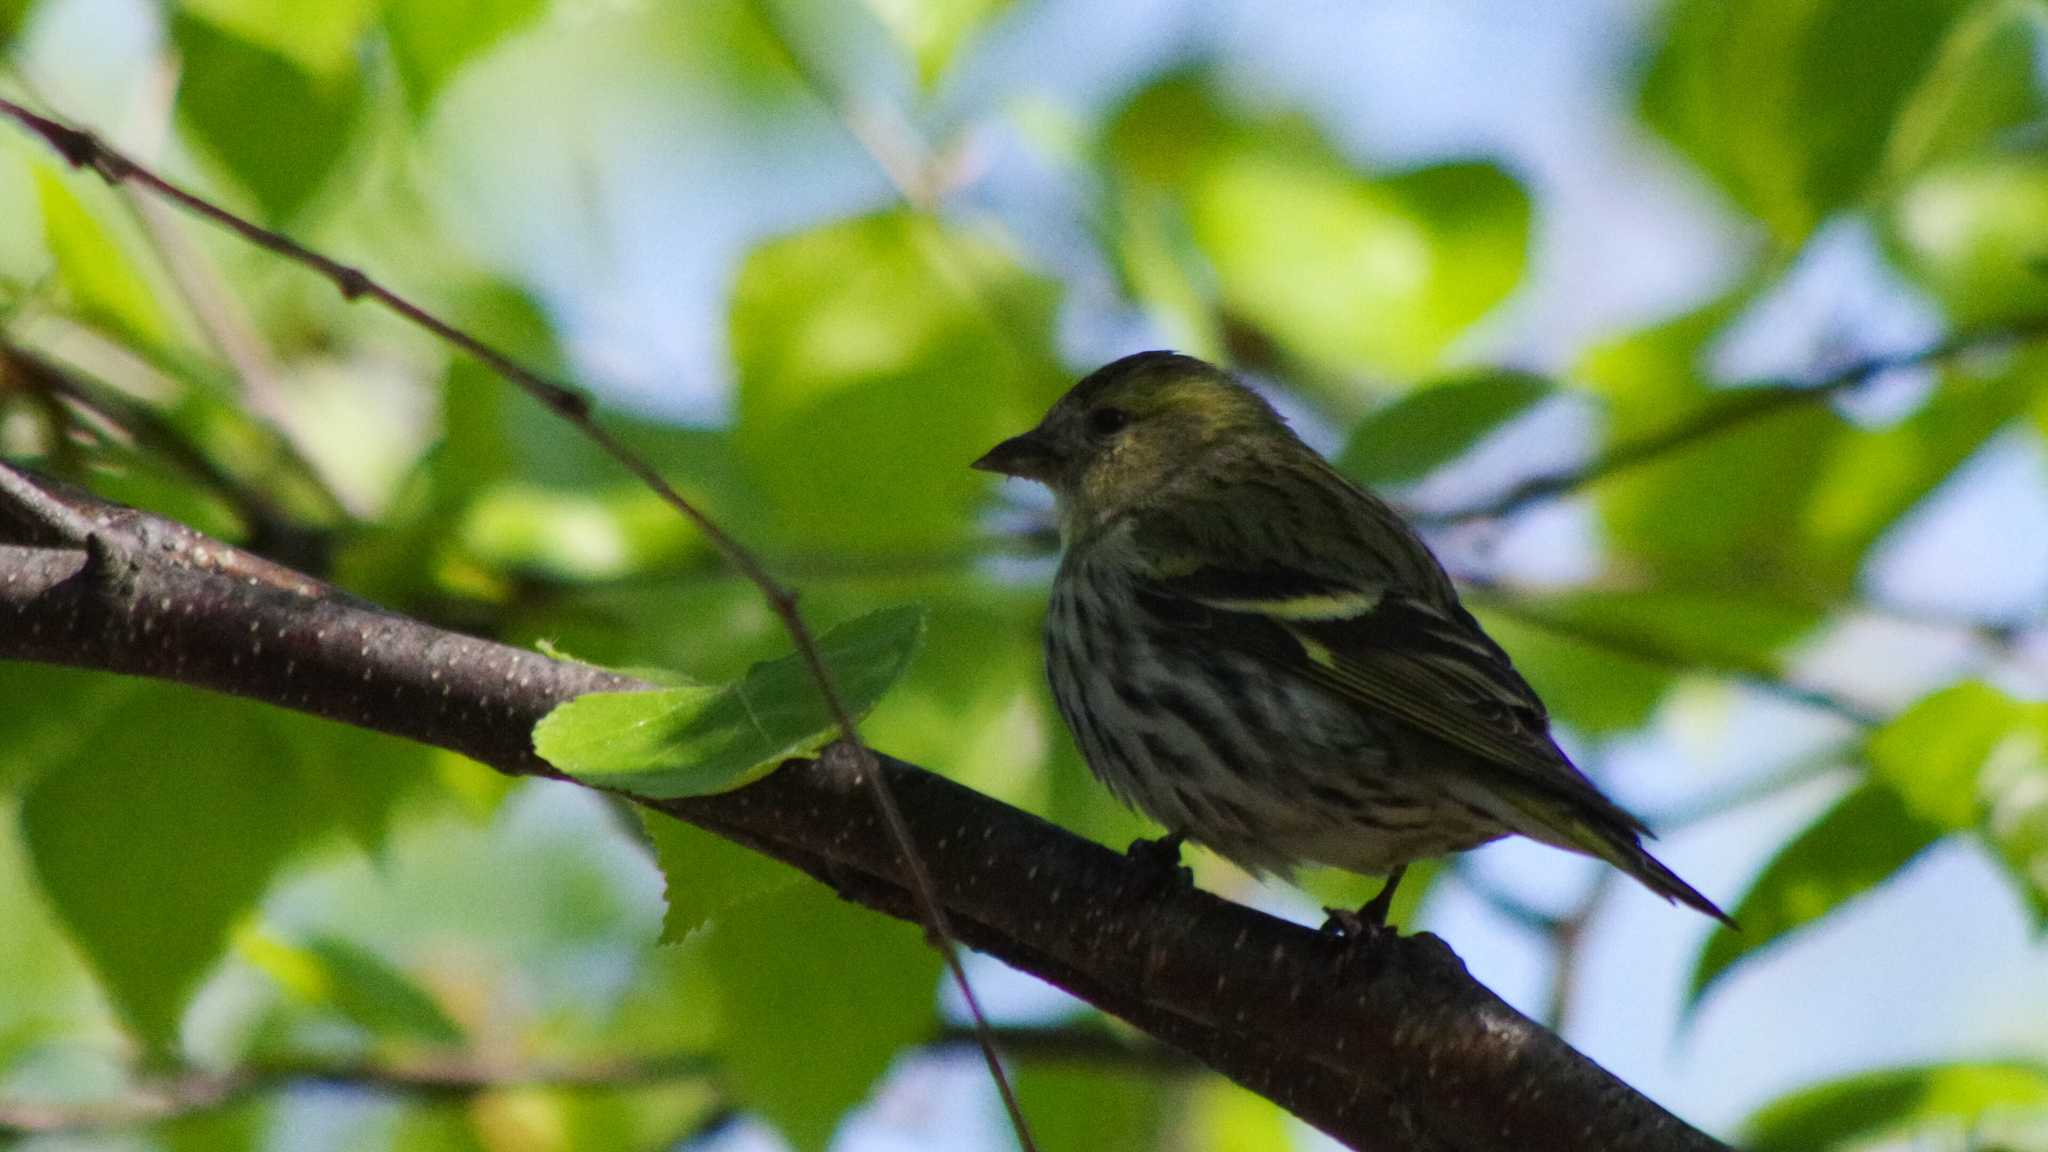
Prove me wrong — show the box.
[1126,831,1193,893]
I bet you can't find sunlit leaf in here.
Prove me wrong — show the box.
[1184,1075,1295,1152]
[1641,0,1974,245]
[638,811,802,945]
[1746,1062,2048,1152]
[732,211,1063,553]
[1868,681,2048,921]
[1687,783,1942,1011]
[704,880,941,1151]
[1338,369,1550,486]
[385,0,546,115]
[1104,73,1530,397]
[1886,153,2048,328]
[178,0,379,77]
[535,606,927,798]
[33,166,173,347]
[172,11,365,221]
[860,0,1010,86]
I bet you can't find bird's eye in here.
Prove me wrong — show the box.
[1089,408,1131,437]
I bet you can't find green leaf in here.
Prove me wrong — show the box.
[860,0,1010,86]
[1338,369,1551,486]
[731,210,1063,553]
[1882,0,2048,185]
[177,0,380,78]
[1578,288,1847,592]
[1472,587,1821,736]
[1103,73,1531,397]
[637,810,803,944]
[0,0,34,48]
[535,606,927,798]
[1015,1060,1165,1152]
[1802,352,2047,584]
[295,934,466,1045]
[172,11,365,221]
[1868,681,2048,921]
[1640,0,1975,246]
[384,0,546,115]
[18,689,340,1050]
[1886,153,2048,328]
[1687,783,1943,1010]
[1474,607,1672,734]
[704,880,942,1151]
[33,166,174,348]
[1746,1062,2048,1152]
[1190,152,1527,387]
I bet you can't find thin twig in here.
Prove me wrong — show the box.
[0,94,1029,1145]
[1438,318,2048,523]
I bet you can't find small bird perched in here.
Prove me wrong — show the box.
[973,351,1731,931]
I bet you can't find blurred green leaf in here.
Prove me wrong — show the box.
[18,690,340,1049]
[179,0,379,77]
[1803,352,2046,584]
[160,1100,267,1152]
[1687,783,1942,1010]
[1746,1062,2048,1152]
[732,210,1062,553]
[1578,288,1847,592]
[1473,587,1821,735]
[704,880,941,1151]
[1105,73,1530,395]
[1887,153,2048,327]
[33,166,173,348]
[1868,681,2048,921]
[1338,369,1551,486]
[1640,0,1974,245]
[1184,1075,1296,1152]
[296,934,466,1045]
[860,0,1010,86]
[1475,607,1672,734]
[0,0,32,48]
[1882,0,2048,184]
[172,11,365,221]
[1016,1062,1165,1152]
[385,0,546,114]
[638,811,803,944]
[535,605,927,798]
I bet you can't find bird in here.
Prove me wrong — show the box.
[971,350,1732,932]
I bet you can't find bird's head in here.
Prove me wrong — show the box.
[973,351,1286,538]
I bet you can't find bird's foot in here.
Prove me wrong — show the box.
[1126,831,1193,894]
[1319,864,1406,941]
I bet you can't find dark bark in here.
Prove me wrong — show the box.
[0,468,1730,1152]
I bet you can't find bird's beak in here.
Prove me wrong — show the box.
[971,429,1061,482]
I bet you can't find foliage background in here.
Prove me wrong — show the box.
[2,0,2047,1149]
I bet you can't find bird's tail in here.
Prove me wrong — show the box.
[1512,795,1737,928]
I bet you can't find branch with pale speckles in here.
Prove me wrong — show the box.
[0,465,1730,1152]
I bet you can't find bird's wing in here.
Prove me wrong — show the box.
[1128,507,1644,832]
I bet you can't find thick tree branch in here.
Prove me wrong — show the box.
[0,467,1729,1152]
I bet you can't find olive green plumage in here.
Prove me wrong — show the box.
[974,351,1730,927]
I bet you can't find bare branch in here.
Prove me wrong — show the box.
[0,465,1731,1152]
